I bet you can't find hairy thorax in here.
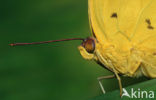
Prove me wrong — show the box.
[94,42,144,77]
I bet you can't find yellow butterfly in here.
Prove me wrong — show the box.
[10,0,156,97]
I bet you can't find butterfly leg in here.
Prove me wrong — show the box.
[97,75,115,94]
[112,67,123,97]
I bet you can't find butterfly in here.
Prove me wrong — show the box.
[10,0,156,97]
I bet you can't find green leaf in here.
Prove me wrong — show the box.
[91,79,156,100]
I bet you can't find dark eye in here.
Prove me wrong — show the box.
[82,38,95,53]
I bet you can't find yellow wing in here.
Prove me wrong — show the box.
[131,0,156,49]
[89,0,154,49]
[134,0,156,77]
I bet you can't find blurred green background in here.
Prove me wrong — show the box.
[0,0,148,100]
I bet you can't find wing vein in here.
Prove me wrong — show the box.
[130,0,153,39]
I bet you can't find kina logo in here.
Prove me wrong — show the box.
[121,88,154,99]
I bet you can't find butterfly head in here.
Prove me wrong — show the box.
[78,37,96,60]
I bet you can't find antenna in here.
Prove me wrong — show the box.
[9,38,84,46]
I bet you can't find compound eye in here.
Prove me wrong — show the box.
[82,38,95,53]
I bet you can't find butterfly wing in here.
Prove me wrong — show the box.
[132,0,156,77]
[89,0,152,48]
[131,0,156,48]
